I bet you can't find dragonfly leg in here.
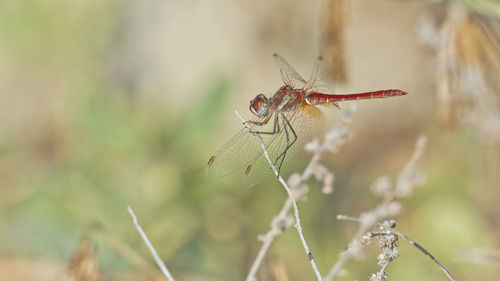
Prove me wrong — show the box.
[244,114,272,127]
[274,119,290,174]
[272,117,289,169]
[247,114,281,135]
[274,113,298,175]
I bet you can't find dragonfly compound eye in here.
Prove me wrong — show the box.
[249,94,269,117]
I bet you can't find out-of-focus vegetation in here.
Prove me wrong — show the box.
[0,1,499,280]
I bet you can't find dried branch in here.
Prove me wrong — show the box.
[127,206,176,281]
[245,198,294,281]
[361,221,456,281]
[236,109,324,281]
[370,221,399,281]
[394,230,455,281]
[243,104,357,281]
[325,204,401,281]
[417,3,500,140]
[324,136,429,281]
[434,4,466,129]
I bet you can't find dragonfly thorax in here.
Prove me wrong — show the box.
[249,94,270,117]
[270,85,304,113]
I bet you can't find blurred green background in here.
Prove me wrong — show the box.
[0,0,499,280]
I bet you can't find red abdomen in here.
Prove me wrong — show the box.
[305,89,407,105]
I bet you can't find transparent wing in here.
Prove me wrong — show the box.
[273,53,308,88]
[305,56,337,94]
[207,114,281,179]
[243,103,325,186]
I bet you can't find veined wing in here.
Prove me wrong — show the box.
[243,103,324,186]
[273,53,308,88]
[304,56,337,95]
[207,114,283,180]
[274,54,338,98]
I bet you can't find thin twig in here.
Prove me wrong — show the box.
[394,230,456,281]
[379,261,389,274]
[244,104,357,281]
[336,214,362,223]
[245,197,294,281]
[235,110,323,281]
[127,206,176,281]
[435,4,465,127]
[373,262,389,281]
[324,136,428,281]
[325,205,401,281]
[357,224,455,281]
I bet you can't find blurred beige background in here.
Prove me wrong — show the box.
[0,0,499,280]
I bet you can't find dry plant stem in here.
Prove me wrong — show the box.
[367,227,456,281]
[324,213,382,281]
[127,206,176,281]
[235,110,323,281]
[321,0,348,82]
[324,200,402,280]
[324,136,428,281]
[90,223,153,272]
[244,104,357,281]
[245,197,294,281]
[377,262,389,278]
[394,231,456,281]
[436,4,466,126]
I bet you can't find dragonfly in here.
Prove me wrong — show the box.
[207,54,407,186]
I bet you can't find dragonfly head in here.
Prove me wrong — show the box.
[249,94,270,117]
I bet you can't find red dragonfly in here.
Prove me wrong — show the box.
[208,54,407,186]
